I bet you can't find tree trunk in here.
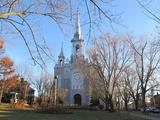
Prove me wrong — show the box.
[105,101,109,111]
[135,99,139,110]
[0,81,5,103]
[116,96,120,111]
[124,101,128,111]
[0,91,2,103]
[141,89,146,112]
[108,95,114,112]
[109,99,114,112]
[132,92,140,110]
[104,97,109,111]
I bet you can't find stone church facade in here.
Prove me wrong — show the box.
[54,13,90,106]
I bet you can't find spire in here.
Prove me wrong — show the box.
[58,41,65,65]
[59,42,64,57]
[72,9,83,40]
[76,9,82,38]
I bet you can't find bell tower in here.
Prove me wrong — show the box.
[71,10,85,62]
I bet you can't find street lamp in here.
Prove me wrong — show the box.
[54,75,58,106]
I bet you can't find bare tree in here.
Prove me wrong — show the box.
[114,73,131,111]
[15,63,33,81]
[128,35,160,112]
[122,67,141,110]
[86,34,131,111]
[122,85,130,111]
[31,69,53,104]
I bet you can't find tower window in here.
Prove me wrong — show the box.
[60,59,63,62]
[59,58,63,66]
[76,44,80,52]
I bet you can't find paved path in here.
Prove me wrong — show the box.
[122,112,159,120]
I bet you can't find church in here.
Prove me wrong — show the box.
[54,13,91,106]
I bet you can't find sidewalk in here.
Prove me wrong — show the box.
[122,111,159,120]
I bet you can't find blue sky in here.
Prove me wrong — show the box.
[3,0,158,75]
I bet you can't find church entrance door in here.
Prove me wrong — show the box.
[74,94,81,105]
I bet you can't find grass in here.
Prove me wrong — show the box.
[0,103,146,120]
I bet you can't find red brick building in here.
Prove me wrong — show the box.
[150,94,160,107]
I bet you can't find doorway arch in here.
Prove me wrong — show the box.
[74,94,81,105]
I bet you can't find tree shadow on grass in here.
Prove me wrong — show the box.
[0,109,15,120]
[0,108,35,120]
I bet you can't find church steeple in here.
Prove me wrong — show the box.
[59,42,64,57]
[71,10,85,62]
[58,42,65,65]
[71,9,83,42]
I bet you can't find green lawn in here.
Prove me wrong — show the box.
[0,104,146,120]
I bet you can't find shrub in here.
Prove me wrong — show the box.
[36,104,72,114]
[10,100,27,109]
[31,102,39,109]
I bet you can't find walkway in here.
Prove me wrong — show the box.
[122,111,160,120]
